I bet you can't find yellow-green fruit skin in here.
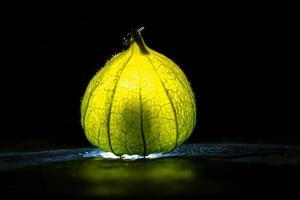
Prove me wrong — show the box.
[81,41,196,156]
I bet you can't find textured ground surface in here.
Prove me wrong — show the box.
[1,143,300,198]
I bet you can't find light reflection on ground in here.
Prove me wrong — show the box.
[1,143,299,197]
[79,149,179,160]
[72,158,197,196]
[0,143,298,170]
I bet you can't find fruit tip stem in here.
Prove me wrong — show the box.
[130,27,149,54]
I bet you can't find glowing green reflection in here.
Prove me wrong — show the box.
[70,158,197,196]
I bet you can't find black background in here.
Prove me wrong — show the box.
[3,6,299,147]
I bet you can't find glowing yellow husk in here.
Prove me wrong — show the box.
[81,30,196,156]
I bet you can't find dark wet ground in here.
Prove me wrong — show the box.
[1,143,300,198]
